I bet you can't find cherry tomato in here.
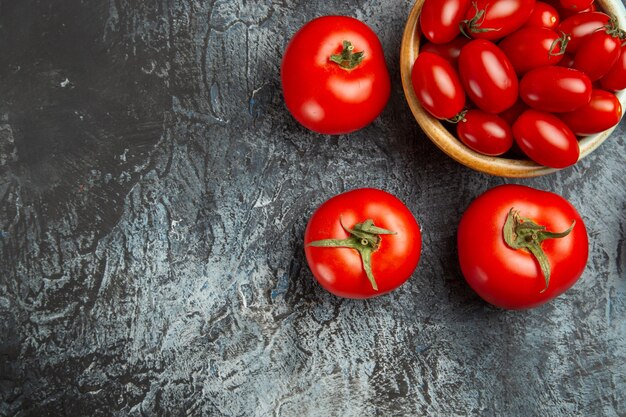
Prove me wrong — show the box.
[573,27,622,81]
[411,52,466,119]
[520,66,592,112]
[419,36,471,68]
[420,0,472,44]
[558,11,610,53]
[304,188,422,299]
[558,89,623,135]
[559,0,593,11]
[458,184,588,310]
[456,110,513,155]
[600,45,626,91]
[512,110,579,168]
[498,99,529,125]
[458,40,518,113]
[281,16,391,134]
[499,27,567,75]
[460,0,536,41]
[523,1,560,29]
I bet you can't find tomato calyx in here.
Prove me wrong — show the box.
[503,208,575,292]
[602,15,626,42]
[459,2,500,38]
[329,40,365,70]
[446,109,468,123]
[549,31,570,57]
[307,218,396,291]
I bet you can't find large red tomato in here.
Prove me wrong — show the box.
[458,184,588,310]
[304,189,422,299]
[461,0,536,40]
[458,40,518,113]
[281,16,391,134]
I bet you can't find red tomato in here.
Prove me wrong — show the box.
[558,11,610,52]
[411,52,466,119]
[558,89,623,135]
[458,40,518,113]
[600,45,626,91]
[520,66,592,112]
[458,184,588,310]
[281,16,390,134]
[523,1,560,29]
[559,0,593,11]
[512,110,579,168]
[420,36,471,67]
[573,27,622,81]
[461,0,536,41]
[304,188,422,299]
[499,27,567,75]
[498,99,529,125]
[456,110,513,155]
[420,0,472,44]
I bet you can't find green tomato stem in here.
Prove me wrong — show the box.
[503,208,575,293]
[307,217,396,291]
[329,40,365,70]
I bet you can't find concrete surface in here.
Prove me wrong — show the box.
[0,1,624,416]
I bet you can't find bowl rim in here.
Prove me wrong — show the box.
[400,0,626,178]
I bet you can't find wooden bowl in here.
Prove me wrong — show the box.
[400,0,626,177]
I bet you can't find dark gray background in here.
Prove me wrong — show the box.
[1,1,624,416]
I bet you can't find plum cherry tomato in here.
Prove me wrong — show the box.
[304,188,422,299]
[559,0,593,11]
[513,110,579,168]
[458,40,518,114]
[498,27,568,75]
[573,25,623,81]
[458,184,588,310]
[601,45,626,91]
[411,52,466,119]
[281,16,391,135]
[558,12,611,53]
[420,0,472,44]
[520,66,592,112]
[420,36,471,68]
[461,0,536,41]
[456,110,513,156]
[558,89,623,135]
[523,1,560,29]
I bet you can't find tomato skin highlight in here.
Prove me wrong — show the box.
[420,0,472,44]
[523,1,560,29]
[498,27,566,75]
[281,16,391,135]
[458,40,518,114]
[456,110,513,155]
[304,189,422,299]
[573,29,621,81]
[462,0,536,41]
[600,45,626,91]
[458,184,588,310]
[512,110,579,168]
[520,66,592,112]
[411,52,466,119]
[558,12,611,53]
[558,89,623,135]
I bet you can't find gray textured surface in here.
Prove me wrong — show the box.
[0,1,625,416]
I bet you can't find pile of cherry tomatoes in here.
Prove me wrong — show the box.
[413,0,625,168]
